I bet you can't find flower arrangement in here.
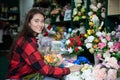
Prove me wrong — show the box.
[72,0,86,21]
[65,31,85,57]
[80,56,119,80]
[44,53,63,66]
[84,28,120,64]
[88,0,105,31]
[63,56,114,80]
[84,0,120,64]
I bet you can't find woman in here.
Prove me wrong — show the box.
[6,8,83,79]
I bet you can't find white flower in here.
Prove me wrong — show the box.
[103,52,111,58]
[101,12,105,18]
[111,31,116,36]
[96,31,102,37]
[91,15,99,24]
[78,46,82,50]
[97,3,102,8]
[87,36,95,42]
[107,42,113,48]
[65,71,82,80]
[65,40,70,45]
[88,11,93,16]
[90,4,98,12]
[101,38,107,43]
[67,47,73,53]
[73,8,78,16]
[84,36,94,43]
[86,43,93,49]
[81,69,94,80]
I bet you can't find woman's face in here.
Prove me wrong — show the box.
[29,13,44,35]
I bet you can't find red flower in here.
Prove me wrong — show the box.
[77,41,82,46]
[69,42,74,47]
[75,36,80,41]
[47,25,52,30]
[75,47,79,52]
[44,32,49,36]
[69,37,74,42]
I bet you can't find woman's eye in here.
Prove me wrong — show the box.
[35,20,39,22]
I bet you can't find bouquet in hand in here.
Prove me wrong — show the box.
[44,53,63,66]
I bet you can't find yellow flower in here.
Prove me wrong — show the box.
[44,55,54,63]
[94,38,99,43]
[93,44,98,49]
[84,34,88,37]
[87,29,93,35]
[89,48,94,54]
[89,21,94,26]
[90,15,93,19]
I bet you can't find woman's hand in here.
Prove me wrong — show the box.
[69,64,83,72]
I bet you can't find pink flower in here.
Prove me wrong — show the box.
[107,69,117,80]
[110,42,120,52]
[104,57,119,70]
[106,35,111,41]
[96,53,102,60]
[99,36,103,40]
[97,68,107,80]
[92,64,107,80]
[113,42,120,51]
[98,42,106,49]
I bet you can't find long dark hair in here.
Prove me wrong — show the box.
[20,8,44,37]
[9,8,44,57]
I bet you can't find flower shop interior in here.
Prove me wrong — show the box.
[0,0,120,80]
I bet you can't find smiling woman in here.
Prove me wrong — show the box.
[28,13,45,35]
[6,8,83,79]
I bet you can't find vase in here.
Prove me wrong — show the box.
[94,53,99,65]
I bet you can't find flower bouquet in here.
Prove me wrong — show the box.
[84,28,120,64]
[80,56,120,80]
[43,52,63,80]
[84,0,119,64]
[65,32,85,58]
[44,53,63,66]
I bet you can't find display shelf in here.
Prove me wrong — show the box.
[0,2,20,28]
[33,0,120,32]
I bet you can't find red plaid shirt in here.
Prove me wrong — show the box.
[6,36,70,79]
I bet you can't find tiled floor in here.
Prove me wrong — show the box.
[0,54,9,80]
